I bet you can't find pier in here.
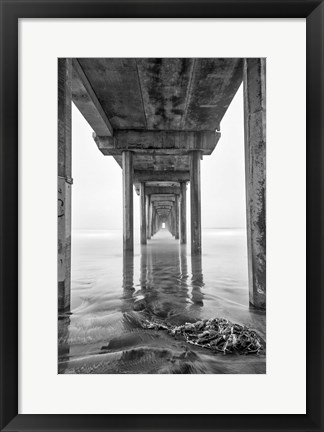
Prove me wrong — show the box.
[58,58,266,312]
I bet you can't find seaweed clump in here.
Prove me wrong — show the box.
[141,317,263,355]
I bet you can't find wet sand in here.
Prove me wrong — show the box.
[58,229,266,374]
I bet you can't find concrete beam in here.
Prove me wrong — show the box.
[153,201,174,207]
[94,130,220,156]
[58,58,72,314]
[145,186,180,195]
[150,194,176,202]
[153,203,173,207]
[146,181,180,188]
[243,58,266,309]
[72,59,113,136]
[134,171,190,183]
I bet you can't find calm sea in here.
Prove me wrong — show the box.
[58,228,266,374]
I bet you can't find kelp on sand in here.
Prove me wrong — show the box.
[140,317,264,355]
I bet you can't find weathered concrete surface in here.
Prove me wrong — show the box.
[112,153,192,175]
[136,58,194,130]
[243,58,266,309]
[77,58,146,130]
[77,58,242,131]
[150,194,176,202]
[145,186,180,195]
[134,171,190,183]
[122,151,134,252]
[190,151,202,254]
[72,59,113,136]
[140,183,146,245]
[146,181,180,188]
[58,58,72,313]
[183,58,243,130]
[135,183,181,196]
[180,182,187,244]
[94,130,219,156]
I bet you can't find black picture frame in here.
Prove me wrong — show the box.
[1,1,323,431]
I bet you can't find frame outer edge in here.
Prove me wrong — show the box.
[306,2,324,430]
[0,1,18,431]
[0,0,323,431]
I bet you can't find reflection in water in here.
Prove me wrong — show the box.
[121,252,135,313]
[190,254,204,309]
[123,251,134,291]
[133,233,204,322]
[59,229,266,374]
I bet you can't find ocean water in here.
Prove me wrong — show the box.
[58,228,266,374]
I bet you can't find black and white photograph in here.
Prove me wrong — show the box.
[58,57,266,374]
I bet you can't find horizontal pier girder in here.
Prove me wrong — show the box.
[146,181,180,187]
[153,204,173,209]
[150,194,176,202]
[145,186,180,195]
[135,183,181,196]
[94,130,220,156]
[152,201,174,207]
[134,171,190,183]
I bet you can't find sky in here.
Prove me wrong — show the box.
[71,84,246,231]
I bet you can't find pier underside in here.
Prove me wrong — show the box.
[58,57,266,312]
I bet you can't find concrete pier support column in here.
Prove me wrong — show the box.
[170,206,175,236]
[180,182,187,244]
[175,195,180,240]
[190,151,202,254]
[151,210,155,236]
[122,151,134,252]
[149,201,153,238]
[146,195,151,240]
[140,183,147,245]
[243,58,266,309]
[58,58,72,314]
